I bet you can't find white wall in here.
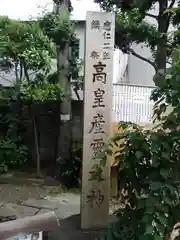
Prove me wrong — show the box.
[74,22,85,79]
[128,43,155,87]
[114,49,128,83]
[75,22,123,83]
[128,3,158,87]
[74,23,85,60]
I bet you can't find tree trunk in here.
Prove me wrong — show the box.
[14,61,23,145]
[56,47,72,164]
[54,1,72,175]
[154,0,169,87]
[32,112,41,178]
[23,65,41,177]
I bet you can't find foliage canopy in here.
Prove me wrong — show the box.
[95,0,180,87]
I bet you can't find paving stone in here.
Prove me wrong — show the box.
[47,214,117,240]
[38,209,52,214]
[0,203,38,218]
[23,199,59,210]
[0,201,5,207]
[45,193,80,205]
[55,204,80,219]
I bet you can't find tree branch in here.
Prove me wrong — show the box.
[29,70,39,76]
[168,0,176,9]
[0,75,13,84]
[129,48,157,72]
[73,88,81,100]
[145,13,158,19]
[166,0,176,28]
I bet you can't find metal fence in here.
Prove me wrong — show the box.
[112,84,155,125]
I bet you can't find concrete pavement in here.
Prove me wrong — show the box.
[0,184,118,239]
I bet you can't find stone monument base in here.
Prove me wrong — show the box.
[47,214,117,240]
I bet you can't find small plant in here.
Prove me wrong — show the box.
[0,137,27,173]
[60,147,82,188]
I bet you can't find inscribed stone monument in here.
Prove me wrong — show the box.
[81,11,115,229]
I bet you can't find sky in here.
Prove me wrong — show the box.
[0,0,100,20]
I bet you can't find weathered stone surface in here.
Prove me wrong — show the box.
[0,184,119,239]
[55,204,80,219]
[45,193,80,205]
[0,184,53,203]
[47,214,117,240]
[38,209,52,214]
[0,203,37,218]
[0,202,5,208]
[44,193,80,219]
[23,199,59,210]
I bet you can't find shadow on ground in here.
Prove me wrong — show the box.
[46,214,106,240]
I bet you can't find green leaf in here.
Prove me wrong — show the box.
[163,197,172,205]
[165,184,176,195]
[150,182,161,191]
[157,214,168,227]
[145,224,154,234]
[146,206,155,214]
[138,199,146,209]
[156,203,169,213]
[135,151,143,159]
[142,215,153,224]
[160,169,169,179]
[146,196,157,207]
[161,152,169,160]
[155,222,166,237]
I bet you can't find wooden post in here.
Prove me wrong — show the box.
[81,11,115,229]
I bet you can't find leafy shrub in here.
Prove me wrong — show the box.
[97,121,180,239]
[0,101,28,173]
[94,50,180,239]
[59,147,82,188]
[21,81,64,102]
[0,137,27,173]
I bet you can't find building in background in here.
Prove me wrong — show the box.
[0,18,154,125]
[121,4,159,87]
[74,20,154,125]
[74,20,123,84]
[126,44,155,87]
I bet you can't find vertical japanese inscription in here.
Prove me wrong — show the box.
[103,20,112,56]
[91,20,100,30]
[86,189,104,208]
[82,11,114,229]
[90,138,105,159]
[92,88,105,108]
[93,62,107,84]
[89,113,105,134]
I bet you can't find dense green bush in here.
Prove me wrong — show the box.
[0,102,27,173]
[102,122,180,239]
[59,146,82,188]
[94,50,180,239]
[0,137,27,172]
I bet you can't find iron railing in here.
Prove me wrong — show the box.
[112,84,155,125]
